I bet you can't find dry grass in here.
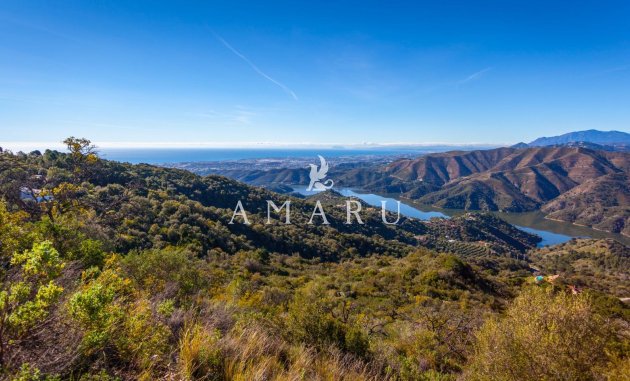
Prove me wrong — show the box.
[174,322,384,381]
[177,323,223,380]
[221,326,382,381]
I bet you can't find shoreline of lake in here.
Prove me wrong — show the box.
[291,186,630,247]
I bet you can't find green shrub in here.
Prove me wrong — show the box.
[11,363,60,381]
[0,241,64,366]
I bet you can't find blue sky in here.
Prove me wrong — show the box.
[1,0,629,148]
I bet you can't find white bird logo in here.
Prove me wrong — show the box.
[307,155,334,191]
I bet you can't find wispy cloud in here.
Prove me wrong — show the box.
[409,67,493,96]
[214,33,298,101]
[457,67,492,85]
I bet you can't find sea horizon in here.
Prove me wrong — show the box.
[0,143,501,164]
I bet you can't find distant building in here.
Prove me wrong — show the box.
[20,187,52,202]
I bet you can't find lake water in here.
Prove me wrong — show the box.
[292,186,629,247]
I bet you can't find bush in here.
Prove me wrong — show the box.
[122,247,207,300]
[69,265,132,354]
[0,241,64,367]
[78,239,106,268]
[286,284,347,350]
[466,287,618,380]
[344,328,370,358]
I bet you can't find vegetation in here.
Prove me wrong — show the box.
[0,139,627,380]
[529,239,630,299]
[466,287,624,380]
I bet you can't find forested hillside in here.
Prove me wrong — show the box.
[0,139,628,380]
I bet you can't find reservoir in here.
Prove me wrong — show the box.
[291,186,630,247]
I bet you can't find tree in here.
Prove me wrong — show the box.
[0,241,64,366]
[63,137,97,160]
[62,137,99,181]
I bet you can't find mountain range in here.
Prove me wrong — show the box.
[514,129,630,151]
[210,139,630,236]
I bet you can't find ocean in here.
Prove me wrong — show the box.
[98,147,433,164]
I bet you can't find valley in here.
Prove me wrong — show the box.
[178,144,630,241]
[297,187,630,246]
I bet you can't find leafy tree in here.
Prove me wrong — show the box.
[63,137,97,162]
[62,137,99,181]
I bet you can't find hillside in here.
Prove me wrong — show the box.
[529,238,630,300]
[307,189,540,256]
[0,146,540,262]
[385,147,623,201]
[382,147,515,185]
[384,147,630,229]
[0,150,415,261]
[541,173,630,236]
